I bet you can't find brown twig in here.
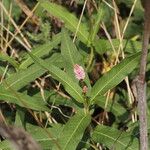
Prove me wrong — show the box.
[136,0,150,149]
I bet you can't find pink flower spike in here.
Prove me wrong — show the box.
[74,64,85,80]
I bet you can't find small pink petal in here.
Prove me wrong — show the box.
[74,64,85,80]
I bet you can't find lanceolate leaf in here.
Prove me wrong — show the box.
[0,52,19,69]
[0,124,64,150]
[2,53,63,91]
[92,125,139,150]
[53,112,91,150]
[90,52,140,102]
[93,95,127,118]
[90,3,106,42]
[94,39,143,54]
[20,33,61,69]
[61,30,83,79]
[4,64,46,91]
[61,30,91,91]
[28,52,84,103]
[40,1,90,44]
[0,86,49,111]
[27,123,64,150]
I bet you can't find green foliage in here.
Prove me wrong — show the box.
[28,52,84,103]
[94,95,127,119]
[3,0,22,22]
[0,85,49,111]
[40,1,90,44]
[92,125,139,150]
[0,0,149,150]
[0,52,19,69]
[53,112,91,150]
[90,3,107,42]
[94,39,144,54]
[2,53,63,91]
[27,22,51,43]
[61,30,91,91]
[20,33,62,69]
[90,52,140,102]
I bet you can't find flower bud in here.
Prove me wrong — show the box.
[73,64,85,80]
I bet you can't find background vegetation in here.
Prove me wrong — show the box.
[0,0,150,149]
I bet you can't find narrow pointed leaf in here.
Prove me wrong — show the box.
[27,124,64,149]
[0,52,19,69]
[61,30,83,77]
[1,53,63,91]
[93,95,126,118]
[0,124,63,150]
[20,33,61,69]
[0,86,49,111]
[90,52,140,102]
[40,1,90,44]
[28,52,84,103]
[61,30,91,91]
[53,112,91,150]
[3,64,45,91]
[94,39,143,54]
[90,3,106,42]
[92,125,139,150]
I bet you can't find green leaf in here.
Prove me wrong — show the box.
[90,3,106,42]
[15,108,25,127]
[90,52,140,102]
[61,30,91,91]
[53,112,91,150]
[32,89,83,113]
[3,0,22,21]
[61,30,83,78]
[94,39,143,54]
[35,90,80,110]
[0,123,64,150]
[26,123,64,149]
[3,64,46,91]
[93,95,127,118]
[2,53,63,91]
[0,52,19,69]
[40,1,90,44]
[0,86,49,111]
[0,140,10,150]
[20,33,61,69]
[92,125,139,150]
[28,52,84,103]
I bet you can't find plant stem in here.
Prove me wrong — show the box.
[86,47,94,71]
[137,0,150,149]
